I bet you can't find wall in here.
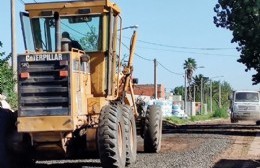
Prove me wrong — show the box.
[133,84,165,98]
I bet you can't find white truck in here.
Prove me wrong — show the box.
[230,90,260,124]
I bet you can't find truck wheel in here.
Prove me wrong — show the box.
[230,112,238,123]
[144,105,162,153]
[121,105,137,166]
[256,121,260,125]
[230,113,238,123]
[98,105,126,168]
[231,118,238,123]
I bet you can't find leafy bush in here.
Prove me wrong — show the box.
[0,42,17,109]
[166,113,212,125]
[212,108,229,118]
[191,113,214,122]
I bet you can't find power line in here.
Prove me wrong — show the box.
[18,0,25,4]
[135,52,153,62]
[121,42,153,62]
[121,41,183,76]
[157,61,183,76]
[61,22,88,37]
[137,46,238,57]
[123,36,235,51]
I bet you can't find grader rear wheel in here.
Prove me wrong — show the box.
[144,105,162,153]
[98,105,126,168]
[121,105,137,166]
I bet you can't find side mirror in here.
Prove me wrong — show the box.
[132,78,138,84]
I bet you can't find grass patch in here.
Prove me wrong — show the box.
[165,108,229,125]
[212,108,229,118]
[165,116,189,125]
[190,113,212,122]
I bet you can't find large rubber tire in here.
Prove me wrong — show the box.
[8,133,34,168]
[144,105,162,153]
[0,109,12,168]
[98,105,126,168]
[0,108,22,168]
[121,105,137,166]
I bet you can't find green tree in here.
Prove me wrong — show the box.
[210,80,232,112]
[192,74,209,102]
[192,75,232,111]
[219,81,232,108]
[0,42,17,108]
[213,1,260,85]
[183,58,197,101]
[79,26,99,51]
[173,86,185,99]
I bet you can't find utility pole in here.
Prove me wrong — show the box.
[210,80,212,113]
[210,76,223,111]
[154,58,157,99]
[200,77,203,114]
[11,0,17,89]
[184,70,187,114]
[193,85,196,102]
[219,82,222,108]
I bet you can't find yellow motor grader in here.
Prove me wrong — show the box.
[12,0,163,167]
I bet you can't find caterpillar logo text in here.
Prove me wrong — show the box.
[26,53,63,62]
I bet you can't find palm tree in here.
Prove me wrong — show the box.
[183,58,197,101]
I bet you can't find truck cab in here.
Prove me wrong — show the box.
[230,90,260,124]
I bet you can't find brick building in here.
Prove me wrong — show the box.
[133,84,165,99]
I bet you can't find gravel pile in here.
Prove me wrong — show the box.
[129,134,232,168]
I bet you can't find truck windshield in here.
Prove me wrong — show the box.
[235,92,259,102]
[29,15,102,52]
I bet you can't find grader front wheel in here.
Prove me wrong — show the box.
[121,105,137,166]
[143,105,162,153]
[97,105,126,168]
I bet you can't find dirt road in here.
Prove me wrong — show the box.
[31,119,260,168]
[163,119,260,168]
[210,120,260,168]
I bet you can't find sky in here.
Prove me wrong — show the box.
[0,0,259,91]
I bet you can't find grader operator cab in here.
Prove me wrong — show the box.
[15,0,163,167]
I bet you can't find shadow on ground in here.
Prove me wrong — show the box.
[213,159,260,168]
